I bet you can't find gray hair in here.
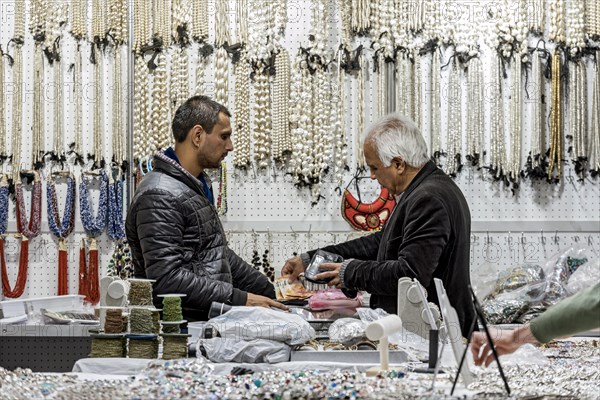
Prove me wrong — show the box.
[363,113,430,168]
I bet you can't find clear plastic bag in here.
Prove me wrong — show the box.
[207,306,315,345]
[328,318,367,343]
[566,257,599,295]
[197,337,290,364]
[542,245,590,306]
[308,288,362,310]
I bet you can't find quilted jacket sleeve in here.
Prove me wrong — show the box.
[135,189,246,310]
[227,249,276,299]
[343,195,450,294]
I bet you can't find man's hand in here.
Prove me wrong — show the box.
[470,325,537,367]
[315,263,342,287]
[281,256,305,282]
[246,293,289,311]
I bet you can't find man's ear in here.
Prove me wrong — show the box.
[191,125,206,147]
[392,157,405,172]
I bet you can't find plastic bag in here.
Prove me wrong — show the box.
[328,318,367,343]
[197,337,290,364]
[207,306,315,345]
[567,257,600,295]
[308,288,362,310]
[482,265,546,324]
[542,245,590,306]
[304,250,343,284]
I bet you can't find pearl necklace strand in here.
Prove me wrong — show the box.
[191,0,208,43]
[528,50,545,175]
[253,66,272,169]
[489,56,507,180]
[237,0,248,45]
[527,0,545,34]
[408,0,426,33]
[589,53,600,175]
[233,53,251,169]
[70,0,87,41]
[356,54,366,169]
[508,58,523,182]
[338,0,353,50]
[108,0,128,45]
[548,51,563,181]
[10,2,25,181]
[430,50,441,159]
[493,0,529,61]
[91,0,106,43]
[133,57,149,162]
[151,53,170,151]
[445,60,462,177]
[53,51,64,158]
[392,0,410,49]
[352,0,371,35]
[549,0,566,43]
[112,49,125,166]
[412,50,422,129]
[0,48,5,158]
[133,0,151,52]
[29,0,47,45]
[214,0,230,105]
[32,45,45,167]
[288,56,308,183]
[333,57,348,188]
[92,50,104,164]
[567,59,587,178]
[466,57,484,167]
[153,0,171,47]
[395,53,413,119]
[565,0,586,56]
[247,0,273,67]
[272,49,291,163]
[73,51,83,158]
[170,49,189,113]
[586,0,600,38]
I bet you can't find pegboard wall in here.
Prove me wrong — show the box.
[0,1,599,301]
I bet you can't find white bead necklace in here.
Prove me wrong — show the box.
[549,0,566,43]
[233,52,251,169]
[272,48,291,163]
[332,57,348,188]
[412,50,422,129]
[356,54,366,169]
[32,45,45,167]
[352,0,371,35]
[565,0,586,56]
[73,50,83,158]
[11,46,24,181]
[191,0,208,43]
[586,0,600,38]
[338,0,352,50]
[153,0,171,47]
[430,49,441,160]
[489,56,507,180]
[508,58,523,182]
[466,57,484,168]
[91,0,107,43]
[52,52,64,158]
[0,48,5,158]
[288,55,307,183]
[70,0,86,41]
[395,53,413,119]
[133,56,149,162]
[112,48,125,166]
[526,0,545,34]
[567,59,587,178]
[108,0,127,45]
[93,50,104,164]
[528,50,545,175]
[589,53,600,175]
[253,66,272,169]
[214,0,231,105]
[150,53,170,151]
[444,59,461,177]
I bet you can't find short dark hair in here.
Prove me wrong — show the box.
[171,95,231,142]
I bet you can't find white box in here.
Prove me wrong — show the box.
[0,299,26,318]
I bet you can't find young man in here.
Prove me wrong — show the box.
[126,96,286,321]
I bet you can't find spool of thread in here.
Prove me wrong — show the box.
[161,323,180,334]
[162,296,183,321]
[152,310,161,333]
[130,308,158,334]
[161,334,190,360]
[104,308,124,334]
[127,336,159,359]
[89,335,126,358]
[128,280,154,306]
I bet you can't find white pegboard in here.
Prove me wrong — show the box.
[0,0,599,301]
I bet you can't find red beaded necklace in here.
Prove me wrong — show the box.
[341,175,396,231]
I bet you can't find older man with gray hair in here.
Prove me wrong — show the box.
[282,113,475,337]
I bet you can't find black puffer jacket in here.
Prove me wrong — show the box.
[125,153,275,321]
